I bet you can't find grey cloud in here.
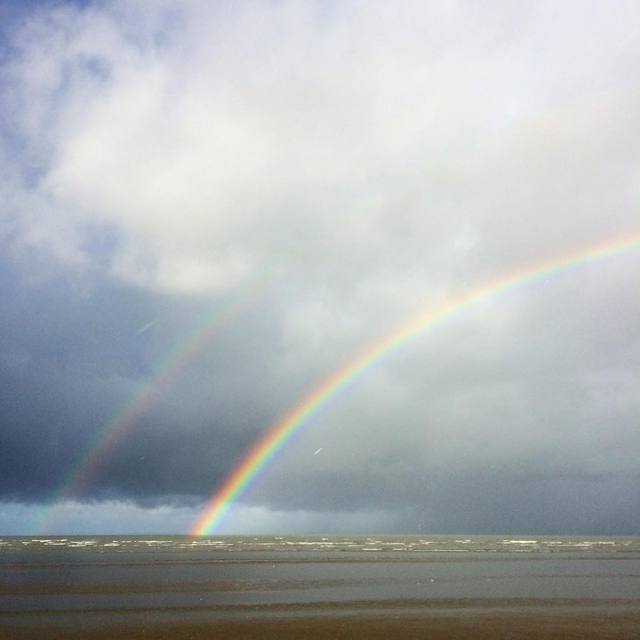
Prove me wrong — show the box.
[1,0,639,534]
[0,254,286,503]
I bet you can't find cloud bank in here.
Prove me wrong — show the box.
[1,0,639,534]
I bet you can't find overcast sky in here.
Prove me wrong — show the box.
[1,0,639,535]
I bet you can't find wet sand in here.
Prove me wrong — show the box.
[3,536,639,638]
[3,599,640,639]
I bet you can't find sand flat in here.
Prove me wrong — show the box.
[2,599,640,639]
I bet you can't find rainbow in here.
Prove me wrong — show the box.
[191,233,640,535]
[36,278,271,535]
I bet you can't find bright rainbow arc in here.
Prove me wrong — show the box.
[191,233,640,536]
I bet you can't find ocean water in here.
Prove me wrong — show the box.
[2,535,640,623]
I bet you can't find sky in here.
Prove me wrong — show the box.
[1,0,639,536]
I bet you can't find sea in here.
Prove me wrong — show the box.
[2,535,640,628]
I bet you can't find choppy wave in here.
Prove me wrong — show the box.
[1,535,639,554]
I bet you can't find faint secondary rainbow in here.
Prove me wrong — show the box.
[191,233,640,535]
[36,278,272,535]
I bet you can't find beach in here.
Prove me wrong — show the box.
[2,535,639,639]
[4,599,640,639]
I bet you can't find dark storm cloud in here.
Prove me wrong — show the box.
[1,253,638,533]
[0,256,153,499]
[0,253,288,505]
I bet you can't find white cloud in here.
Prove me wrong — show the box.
[4,0,635,300]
